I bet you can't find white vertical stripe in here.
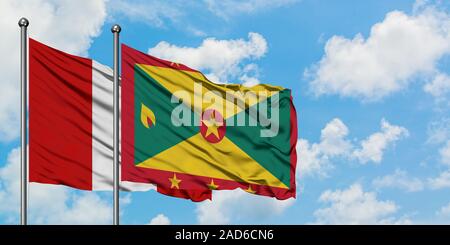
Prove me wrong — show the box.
[91,60,153,191]
[92,60,114,190]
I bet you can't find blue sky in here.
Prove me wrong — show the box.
[1,0,450,224]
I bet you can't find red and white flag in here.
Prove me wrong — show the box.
[29,38,151,191]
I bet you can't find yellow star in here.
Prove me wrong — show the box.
[207,179,219,190]
[245,185,256,194]
[169,173,181,189]
[203,112,222,138]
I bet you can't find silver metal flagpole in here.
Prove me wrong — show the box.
[111,24,121,226]
[18,17,29,226]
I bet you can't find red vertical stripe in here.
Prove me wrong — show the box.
[121,44,136,182]
[29,38,93,190]
[289,93,298,198]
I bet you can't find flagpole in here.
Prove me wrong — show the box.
[112,24,121,226]
[18,17,29,226]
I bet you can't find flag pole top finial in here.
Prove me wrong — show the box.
[18,18,29,27]
[111,24,121,33]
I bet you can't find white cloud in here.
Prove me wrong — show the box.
[108,0,182,28]
[428,170,450,189]
[372,169,424,192]
[427,117,450,144]
[313,183,411,224]
[148,214,171,225]
[0,85,20,142]
[0,147,112,224]
[196,189,295,224]
[298,118,351,177]
[298,118,408,177]
[319,118,352,156]
[0,0,107,142]
[439,140,450,165]
[148,32,267,84]
[239,64,262,87]
[0,148,22,215]
[437,202,450,217]
[108,0,295,36]
[297,139,330,178]
[306,5,450,101]
[240,75,261,87]
[204,0,298,20]
[425,133,450,191]
[352,119,409,164]
[426,119,450,174]
[44,192,111,225]
[424,73,450,98]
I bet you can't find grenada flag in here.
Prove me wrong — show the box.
[121,45,298,201]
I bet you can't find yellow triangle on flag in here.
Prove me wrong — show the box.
[136,133,288,189]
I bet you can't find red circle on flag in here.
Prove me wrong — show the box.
[200,109,226,143]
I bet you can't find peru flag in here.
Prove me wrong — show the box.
[29,38,151,191]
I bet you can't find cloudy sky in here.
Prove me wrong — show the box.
[1,0,450,224]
